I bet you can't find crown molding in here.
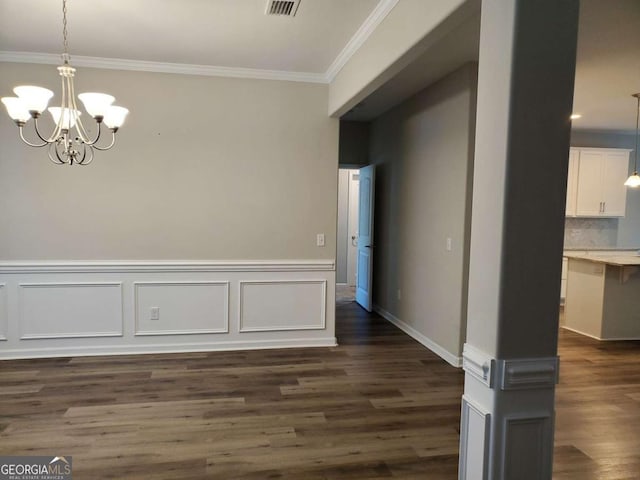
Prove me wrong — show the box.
[0,51,327,84]
[0,0,398,85]
[324,0,399,82]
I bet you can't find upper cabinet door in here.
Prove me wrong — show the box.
[573,148,630,218]
[565,148,580,216]
[601,151,629,216]
[575,150,604,216]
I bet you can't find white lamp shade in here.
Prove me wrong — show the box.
[624,173,640,188]
[78,92,115,118]
[103,105,129,129]
[13,86,54,113]
[1,97,31,122]
[48,107,81,130]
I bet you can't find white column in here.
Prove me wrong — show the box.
[459,1,579,479]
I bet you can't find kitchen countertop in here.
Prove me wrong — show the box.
[564,251,640,266]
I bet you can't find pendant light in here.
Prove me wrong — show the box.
[624,93,640,187]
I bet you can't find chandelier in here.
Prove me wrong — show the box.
[624,93,640,187]
[1,0,128,166]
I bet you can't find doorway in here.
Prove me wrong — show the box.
[336,168,359,304]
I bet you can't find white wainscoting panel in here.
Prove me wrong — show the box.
[0,284,7,340]
[134,282,229,336]
[459,396,491,480]
[239,280,326,332]
[19,282,123,339]
[0,261,335,359]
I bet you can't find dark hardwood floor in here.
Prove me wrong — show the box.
[1,301,639,479]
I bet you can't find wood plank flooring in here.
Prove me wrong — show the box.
[1,301,639,479]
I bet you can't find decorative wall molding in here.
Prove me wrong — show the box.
[498,357,559,391]
[0,283,6,341]
[0,260,334,274]
[373,304,462,368]
[502,412,553,479]
[0,260,335,359]
[325,0,400,81]
[239,280,327,332]
[18,282,123,339]
[0,51,327,84]
[459,396,491,480]
[462,343,494,388]
[133,281,230,336]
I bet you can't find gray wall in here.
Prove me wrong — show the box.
[339,121,370,166]
[370,63,477,358]
[569,130,640,247]
[0,62,339,260]
[336,169,350,283]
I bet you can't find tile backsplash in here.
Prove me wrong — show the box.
[564,218,618,248]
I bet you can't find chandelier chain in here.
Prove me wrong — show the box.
[635,95,639,172]
[62,0,69,61]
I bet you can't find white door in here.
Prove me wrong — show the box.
[347,171,360,286]
[355,165,375,311]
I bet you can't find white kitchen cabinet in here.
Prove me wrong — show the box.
[573,148,631,217]
[565,149,579,215]
[560,257,568,302]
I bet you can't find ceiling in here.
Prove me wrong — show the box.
[0,0,379,74]
[572,0,640,132]
[0,0,638,132]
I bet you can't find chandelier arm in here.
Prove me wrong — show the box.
[78,146,95,166]
[32,117,54,144]
[91,130,116,151]
[19,125,49,148]
[47,143,67,165]
[46,74,66,143]
[81,120,103,146]
[68,74,91,143]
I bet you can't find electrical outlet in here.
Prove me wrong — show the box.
[317,233,325,247]
[446,237,452,251]
[150,307,160,321]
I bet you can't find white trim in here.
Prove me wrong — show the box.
[0,337,338,360]
[0,259,335,274]
[373,304,462,368]
[324,0,399,81]
[561,325,640,341]
[239,280,327,332]
[18,282,124,340]
[498,357,559,390]
[462,343,494,388]
[133,281,230,336]
[0,52,327,84]
[0,283,6,341]
[459,396,491,480]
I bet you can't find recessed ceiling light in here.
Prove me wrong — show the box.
[570,114,582,120]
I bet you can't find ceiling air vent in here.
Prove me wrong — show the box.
[265,0,301,17]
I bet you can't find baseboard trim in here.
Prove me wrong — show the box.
[561,325,640,341]
[373,304,462,368]
[0,337,338,360]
